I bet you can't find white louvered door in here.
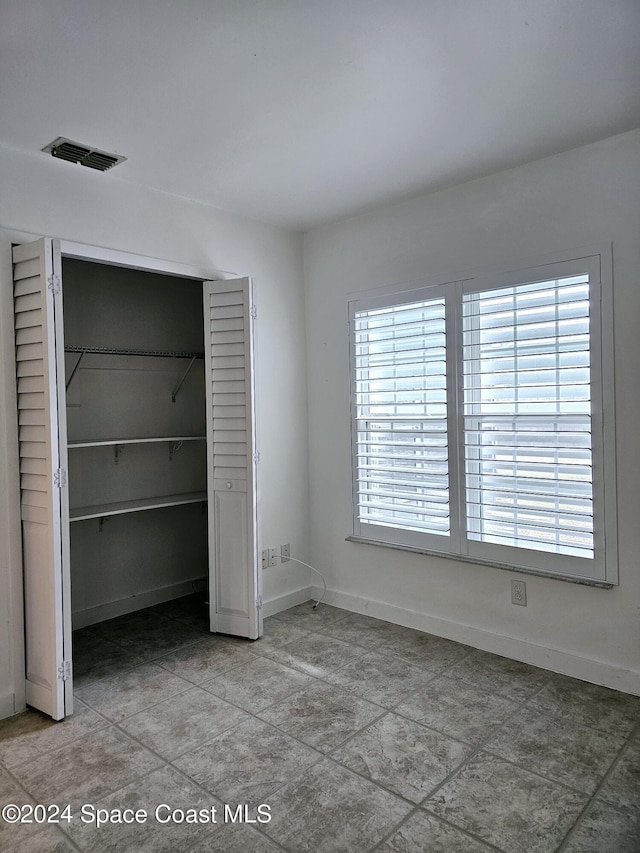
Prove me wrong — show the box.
[12,238,72,720]
[203,279,261,639]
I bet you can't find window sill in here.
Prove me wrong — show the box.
[345,535,614,588]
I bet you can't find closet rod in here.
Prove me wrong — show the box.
[65,345,204,359]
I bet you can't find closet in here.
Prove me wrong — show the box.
[64,259,209,624]
[12,238,262,721]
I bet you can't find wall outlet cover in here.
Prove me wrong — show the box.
[511,579,527,606]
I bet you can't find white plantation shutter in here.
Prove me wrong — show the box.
[13,238,72,720]
[349,254,615,584]
[351,294,451,549]
[204,278,261,639]
[462,273,595,561]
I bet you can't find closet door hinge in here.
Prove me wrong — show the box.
[47,274,61,295]
[57,660,72,681]
[253,451,260,465]
[53,468,67,488]
[255,594,263,609]
[250,304,257,320]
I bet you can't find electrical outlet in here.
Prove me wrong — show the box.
[281,543,290,563]
[261,549,269,570]
[511,579,527,606]
[268,547,278,567]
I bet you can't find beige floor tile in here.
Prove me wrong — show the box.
[529,673,640,736]
[597,731,640,813]
[445,649,552,702]
[247,617,313,653]
[396,674,520,745]
[256,633,363,679]
[1,824,77,853]
[425,752,587,853]
[173,716,321,807]
[270,602,349,629]
[10,727,163,808]
[71,630,140,686]
[379,810,495,853]
[203,656,314,713]
[332,712,471,803]
[486,705,628,793]
[377,632,471,672]
[258,682,383,753]
[189,822,283,852]
[118,686,249,760]
[75,662,192,722]
[150,593,210,632]
[87,609,205,662]
[155,637,255,684]
[562,799,640,853]
[64,764,217,852]
[322,613,420,650]
[324,649,438,708]
[0,766,37,851]
[262,758,411,853]
[0,700,108,769]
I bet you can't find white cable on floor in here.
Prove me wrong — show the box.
[274,554,327,609]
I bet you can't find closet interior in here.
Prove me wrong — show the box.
[62,259,209,629]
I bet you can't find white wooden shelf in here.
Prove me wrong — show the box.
[69,491,207,522]
[68,436,206,449]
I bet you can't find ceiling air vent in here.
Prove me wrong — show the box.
[42,137,126,171]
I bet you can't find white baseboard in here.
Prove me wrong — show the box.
[74,581,313,630]
[72,578,207,629]
[0,692,17,720]
[314,586,640,697]
[263,586,313,619]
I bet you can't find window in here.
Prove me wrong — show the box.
[349,253,617,584]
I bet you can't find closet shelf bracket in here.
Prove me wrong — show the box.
[65,351,84,391]
[171,356,197,403]
[169,440,184,462]
[114,444,124,465]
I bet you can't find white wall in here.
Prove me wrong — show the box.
[304,129,640,694]
[0,145,310,716]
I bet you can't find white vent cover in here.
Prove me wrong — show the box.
[42,137,126,171]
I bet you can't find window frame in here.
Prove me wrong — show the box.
[349,285,462,555]
[348,249,618,586]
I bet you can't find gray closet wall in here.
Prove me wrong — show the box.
[62,259,208,627]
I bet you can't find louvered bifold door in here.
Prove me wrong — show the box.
[13,238,72,720]
[204,278,261,639]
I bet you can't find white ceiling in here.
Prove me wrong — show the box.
[1,0,639,231]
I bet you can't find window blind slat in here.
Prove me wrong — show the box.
[356,352,446,369]
[463,333,589,356]
[467,352,590,374]
[353,297,450,536]
[362,514,450,534]
[464,432,591,445]
[468,530,593,557]
[463,272,594,558]
[359,485,450,505]
[358,436,448,448]
[465,448,592,466]
[466,494,593,515]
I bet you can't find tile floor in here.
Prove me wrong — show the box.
[0,597,638,852]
